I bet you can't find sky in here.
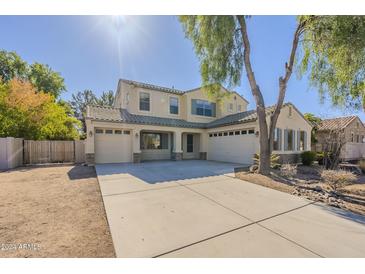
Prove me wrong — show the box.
[0,15,363,120]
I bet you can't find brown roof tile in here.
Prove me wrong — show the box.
[317,116,357,131]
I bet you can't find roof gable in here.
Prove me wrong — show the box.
[317,116,360,131]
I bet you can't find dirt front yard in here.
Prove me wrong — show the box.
[236,165,365,216]
[0,165,115,258]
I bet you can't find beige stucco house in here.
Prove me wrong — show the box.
[315,116,365,161]
[85,79,312,165]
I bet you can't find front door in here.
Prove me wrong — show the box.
[187,134,194,153]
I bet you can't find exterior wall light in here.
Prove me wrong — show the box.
[135,132,139,138]
[255,131,259,137]
[89,130,93,137]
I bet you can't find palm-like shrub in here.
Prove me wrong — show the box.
[253,153,281,169]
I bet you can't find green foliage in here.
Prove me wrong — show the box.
[304,112,322,144]
[70,90,97,119]
[28,63,66,99]
[0,79,80,140]
[97,90,115,106]
[316,152,325,165]
[253,153,281,169]
[0,50,28,82]
[179,16,243,101]
[0,50,65,99]
[301,151,316,166]
[299,16,365,110]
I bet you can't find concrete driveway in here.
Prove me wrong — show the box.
[95,160,365,258]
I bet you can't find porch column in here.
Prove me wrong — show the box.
[172,130,183,160]
[132,129,141,163]
[199,132,208,160]
[85,119,95,165]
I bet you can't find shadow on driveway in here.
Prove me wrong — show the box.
[95,160,245,184]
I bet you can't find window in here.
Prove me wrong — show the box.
[285,129,295,151]
[357,135,360,143]
[105,129,113,134]
[114,130,122,134]
[214,133,218,137]
[273,128,282,151]
[229,132,234,136]
[139,92,150,111]
[288,106,292,117]
[351,132,354,142]
[235,131,240,135]
[228,103,233,112]
[299,130,307,151]
[187,134,194,153]
[123,130,130,135]
[218,132,222,136]
[140,132,168,150]
[95,129,103,134]
[238,105,242,112]
[241,130,247,135]
[169,97,179,114]
[191,99,216,117]
[209,134,213,137]
[223,132,228,136]
[248,129,255,134]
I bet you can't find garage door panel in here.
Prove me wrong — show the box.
[95,129,132,164]
[208,134,257,165]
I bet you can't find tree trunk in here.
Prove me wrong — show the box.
[236,16,305,175]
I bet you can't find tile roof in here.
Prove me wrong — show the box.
[87,103,295,129]
[317,116,357,131]
[120,79,185,95]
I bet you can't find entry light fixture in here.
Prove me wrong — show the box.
[89,130,93,137]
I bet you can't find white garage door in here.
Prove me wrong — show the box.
[207,129,257,165]
[95,128,132,164]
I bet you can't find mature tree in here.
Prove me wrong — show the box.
[28,63,66,99]
[0,79,80,140]
[97,90,114,106]
[0,50,28,82]
[69,90,97,120]
[179,16,365,174]
[0,50,66,99]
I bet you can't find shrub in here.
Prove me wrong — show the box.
[316,152,324,165]
[253,153,281,169]
[301,151,316,166]
[359,159,365,174]
[321,169,357,191]
[280,163,297,178]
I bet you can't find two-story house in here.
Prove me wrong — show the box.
[85,79,312,165]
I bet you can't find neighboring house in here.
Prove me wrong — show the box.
[315,116,365,161]
[85,79,312,165]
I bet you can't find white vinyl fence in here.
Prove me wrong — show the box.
[341,142,365,161]
[0,137,23,170]
[0,138,85,170]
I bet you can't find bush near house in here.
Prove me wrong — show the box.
[321,169,357,192]
[253,153,281,169]
[301,151,316,166]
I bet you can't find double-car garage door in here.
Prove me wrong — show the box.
[95,128,132,164]
[207,129,257,165]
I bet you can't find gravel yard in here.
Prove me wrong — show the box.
[0,165,115,258]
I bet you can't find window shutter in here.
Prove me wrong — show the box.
[278,128,282,150]
[211,103,216,117]
[297,130,300,151]
[191,99,197,115]
[284,129,288,151]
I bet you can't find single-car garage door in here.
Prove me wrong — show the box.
[95,128,132,164]
[207,129,257,165]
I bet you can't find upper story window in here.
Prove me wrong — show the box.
[191,99,216,117]
[169,97,179,115]
[139,92,150,111]
[228,103,233,112]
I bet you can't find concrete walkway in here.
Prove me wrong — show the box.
[95,160,365,258]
